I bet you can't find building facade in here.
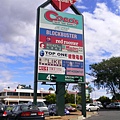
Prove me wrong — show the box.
[0,88,55,105]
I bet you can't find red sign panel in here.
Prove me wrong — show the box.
[51,0,76,11]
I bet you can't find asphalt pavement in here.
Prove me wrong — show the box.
[84,110,120,120]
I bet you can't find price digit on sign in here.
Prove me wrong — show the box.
[51,75,55,77]
[46,75,50,80]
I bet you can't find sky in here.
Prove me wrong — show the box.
[0,0,120,99]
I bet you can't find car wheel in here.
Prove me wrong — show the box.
[88,108,91,112]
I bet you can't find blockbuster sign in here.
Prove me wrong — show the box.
[37,7,84,83]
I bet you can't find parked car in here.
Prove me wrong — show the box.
[106,103,115,109]
[28,101,49,116]
[106,102,120,109]
[93,101,104,109]
[0,103,7,120]
[65,104,77,112]
[36,102,49,116]
[8,104,45,120]
[86,103,100,112]
[76,104,82,111]
[48,104,70,116]
[114,102,120,109]
[0,103,14,120]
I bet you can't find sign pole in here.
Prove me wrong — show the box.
[56,82,65,116]
[81,83,86,117]
[33,0,51,105]
[70,4,86,118]
[33,6,40,105]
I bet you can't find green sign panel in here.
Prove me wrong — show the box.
[38,73,84,83]
[46,43,62,51]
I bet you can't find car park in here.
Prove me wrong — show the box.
[48,104,70,116]
[86,103,100,112]
[8,104,45,120]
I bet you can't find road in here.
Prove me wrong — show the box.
[86,110,120,120]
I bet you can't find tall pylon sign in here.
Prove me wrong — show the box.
[34,0,86,117]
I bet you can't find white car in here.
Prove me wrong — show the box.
[86,103,100,112]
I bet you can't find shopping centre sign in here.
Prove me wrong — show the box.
[37,7,84,83]
[51,0,76,11]
[34,0,85,83]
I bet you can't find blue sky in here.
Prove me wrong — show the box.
[0,0,120,99]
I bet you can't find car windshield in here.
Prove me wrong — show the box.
[21,105,39,111]
[37,102,47,107]
[115,102,120,105]
[5,105,14,111]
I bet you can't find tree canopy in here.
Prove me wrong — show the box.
[44,91,82,104]
[88,57,120,100]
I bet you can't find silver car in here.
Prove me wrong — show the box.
[28,101,49,116]
[86,103,100,112]
[37,102,49,116]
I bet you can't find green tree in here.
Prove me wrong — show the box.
[44,91,82,104]
[97,96,111,106]
[88,57,120,100]
[112,94,120,101]
[65,93,74,103]
[65,92,82,104]
[44,94,56,104]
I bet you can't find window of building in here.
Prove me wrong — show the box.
[7,92,18,96]
[20,93,30,96]
[31,93,41,96]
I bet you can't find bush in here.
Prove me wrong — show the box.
[70,104,76,108]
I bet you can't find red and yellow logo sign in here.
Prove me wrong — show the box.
[51,0,76,11]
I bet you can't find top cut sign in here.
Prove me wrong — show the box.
[51,0,76,11]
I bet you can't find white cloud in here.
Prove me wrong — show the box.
[83,3,120,63]
[91,89,112,99]
[0,0,48,89]
[0,70,19,90]
[112,0,120,6]
[0,0,47,59]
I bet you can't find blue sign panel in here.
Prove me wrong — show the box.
[62,60,83,68]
